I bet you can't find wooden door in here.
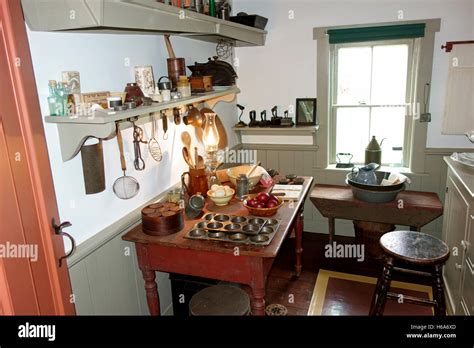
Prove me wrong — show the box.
[442,175,469,315]
[0,0,75,315]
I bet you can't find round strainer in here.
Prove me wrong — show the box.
[113,122,140,200]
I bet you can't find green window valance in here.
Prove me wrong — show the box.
[328,23,425,44]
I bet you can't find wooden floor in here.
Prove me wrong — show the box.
[265,232,432,315]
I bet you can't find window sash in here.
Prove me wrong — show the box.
[329,39,417,167]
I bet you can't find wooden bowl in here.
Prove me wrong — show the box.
[243,194,284,217]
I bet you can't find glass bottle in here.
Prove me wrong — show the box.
[47,80,62,116]
[209,0,216,16]
[55,82,68,116]
[177,75,191,98]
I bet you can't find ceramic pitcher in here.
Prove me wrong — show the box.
[351,163,378,185]
[181,167,208,198]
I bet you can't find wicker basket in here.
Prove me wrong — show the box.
[353,220,395,259]
[243,194,284,217]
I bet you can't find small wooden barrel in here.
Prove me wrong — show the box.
[142,202,184,236]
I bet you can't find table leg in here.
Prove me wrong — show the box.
[142,270,160,316]
[328,217,335,244]
[249,259,266,316]
[295,209,304,277]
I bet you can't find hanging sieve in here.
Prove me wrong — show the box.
[113,121,140,200]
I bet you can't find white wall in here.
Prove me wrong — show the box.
[233,0,474,148]
[27,28,238,246]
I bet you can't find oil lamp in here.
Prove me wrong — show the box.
[202,112,220,186]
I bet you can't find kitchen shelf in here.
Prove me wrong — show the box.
[47,86,239,162]
[21,0,267,46]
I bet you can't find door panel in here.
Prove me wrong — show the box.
[443,176,469,314]
[0,119,41,313]
[0,0,74,314]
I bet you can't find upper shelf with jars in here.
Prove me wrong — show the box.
[21,0,267,47]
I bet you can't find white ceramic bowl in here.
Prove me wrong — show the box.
[226,165,264,189]
[207,188,235,206]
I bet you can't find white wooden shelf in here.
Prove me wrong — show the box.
[21,0,267,46]
[233,126,318,135]
[46,87,239,162]
[45,87,240,125]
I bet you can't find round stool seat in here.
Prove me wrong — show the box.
[189,285,250,316]
[380,231,449,265]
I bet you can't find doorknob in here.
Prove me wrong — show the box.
[52,218,75,267]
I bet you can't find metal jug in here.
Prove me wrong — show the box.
[365,136,385,165]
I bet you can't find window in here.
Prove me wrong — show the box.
[330,39,417,166]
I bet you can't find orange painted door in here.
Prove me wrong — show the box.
[0,0,75,315]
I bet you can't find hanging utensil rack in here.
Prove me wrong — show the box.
[45,86,239,162]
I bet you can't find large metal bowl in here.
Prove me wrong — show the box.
[346,171,407,203]
[346,172,405,192]
[348,183,406,203]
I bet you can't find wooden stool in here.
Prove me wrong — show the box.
[369,231,449,316]
[189,285,250,316]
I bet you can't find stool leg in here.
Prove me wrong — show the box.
[369,256,393,316]
[432,264,446,316]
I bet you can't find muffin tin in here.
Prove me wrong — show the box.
[185,213,281,246]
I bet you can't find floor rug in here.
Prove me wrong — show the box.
[308,269,433,315]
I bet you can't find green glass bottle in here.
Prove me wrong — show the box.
[209,0,215,16]
[56,82,68,116]
[47,80,62,116]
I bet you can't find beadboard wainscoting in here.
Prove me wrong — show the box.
[67,191,174,316]
[242,143,474,240]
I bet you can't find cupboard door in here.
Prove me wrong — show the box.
[442,176,469,314]
[466,212,474,268]
[460,260,474,315]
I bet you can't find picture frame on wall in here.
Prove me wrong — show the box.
[295,98,317,126]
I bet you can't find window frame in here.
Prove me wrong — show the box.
[328,38,418,167]
[313,19,440,173]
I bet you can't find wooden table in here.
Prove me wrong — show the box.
[122,177,313,316]
[310,184,443,243]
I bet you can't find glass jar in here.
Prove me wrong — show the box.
[167,188,182,204]
[177,75,191,98]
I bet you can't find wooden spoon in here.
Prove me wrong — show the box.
[181,131,193,166]
[182,147,194,169]
[247,161,262,177]
[197,155,205,169]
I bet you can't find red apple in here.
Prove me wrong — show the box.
[256,192,270,203]
[266,200,279,208]
[255,202,265,209]
[268,197,280,206]
[245,199,255,207]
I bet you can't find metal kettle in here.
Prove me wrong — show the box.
[365,136,385,165]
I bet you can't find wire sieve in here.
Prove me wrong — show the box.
[113,121,140,200]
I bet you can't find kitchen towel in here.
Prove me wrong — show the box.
[442,44,474,135]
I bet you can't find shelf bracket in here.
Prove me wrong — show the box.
[204,92,237,108]
[56,122,116,162]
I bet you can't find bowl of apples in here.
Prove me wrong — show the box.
[243,192,284,217]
